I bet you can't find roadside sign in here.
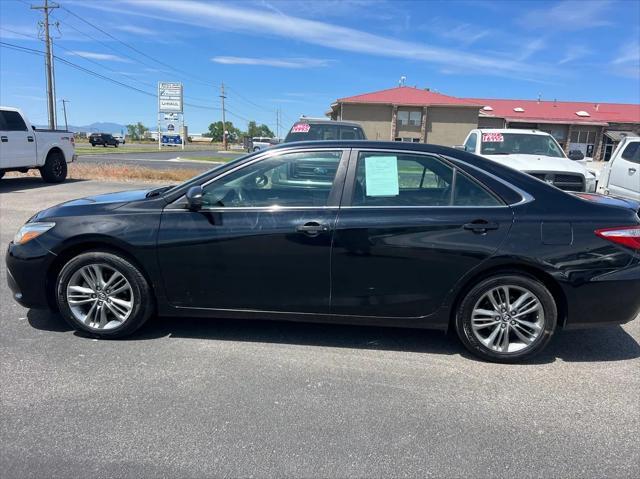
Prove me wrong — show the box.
[158,82,183,113]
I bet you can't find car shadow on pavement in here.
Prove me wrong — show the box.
[28,309,640,363]
[0,176,86,192]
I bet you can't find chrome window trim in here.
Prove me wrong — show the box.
[338,205,510,210]
[164,206,340,213]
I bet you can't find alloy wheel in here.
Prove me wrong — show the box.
[66,263,134,330]
[470,285,545,354]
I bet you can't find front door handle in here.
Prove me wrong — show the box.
[0,136,7,142]
[629,168,637,174]
[27,136,34,142]
[297,221,329,237]
[463,220,499,234]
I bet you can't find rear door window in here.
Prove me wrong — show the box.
[0,110,28,131]
[352,152,502,207]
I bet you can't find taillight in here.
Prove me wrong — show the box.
[595,226,640,250]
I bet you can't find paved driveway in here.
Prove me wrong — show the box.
[1,177,639,478]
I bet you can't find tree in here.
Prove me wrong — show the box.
[126,124,138,140]
[204,121,242,142]
[126,122,149,140]
[247,121,274,138]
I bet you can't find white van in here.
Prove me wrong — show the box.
[598,136,640,200]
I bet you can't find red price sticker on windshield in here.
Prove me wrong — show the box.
[482,133,504,142]
[291,123,311,133]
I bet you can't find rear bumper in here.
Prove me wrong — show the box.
[561,260,640,329]
[5,241,56,309]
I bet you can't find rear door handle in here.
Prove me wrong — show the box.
[629,168,637,174]
[463,220,499,234]
[0,136,7,142]
[297,221,329,236]
[27,136,34,142]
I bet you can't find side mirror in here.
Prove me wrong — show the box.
[453,145,466,151]
[568,150,585,161]
[185,185,203,210]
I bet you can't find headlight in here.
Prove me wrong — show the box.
[13,222,55,245]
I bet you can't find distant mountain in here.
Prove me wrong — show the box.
[37,122,128,133]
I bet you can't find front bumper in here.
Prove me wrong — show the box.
[6,240,57,309]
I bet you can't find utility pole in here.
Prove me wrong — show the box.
[60,99,69,131]
[276,108,280,140]
[220,82,227,150]
[32,0,59,129]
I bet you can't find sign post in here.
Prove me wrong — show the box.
[158,82,184,151]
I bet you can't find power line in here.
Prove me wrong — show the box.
[58,6,215,88]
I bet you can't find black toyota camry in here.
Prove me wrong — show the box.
[6,141,640,362]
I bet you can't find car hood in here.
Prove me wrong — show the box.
[482,154,588,176]
[32,189,153,221]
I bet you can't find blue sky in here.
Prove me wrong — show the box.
[1,0,639,134]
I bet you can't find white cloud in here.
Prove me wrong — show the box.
[212,56,331,68]
[518,0,612,30]
[558,45,592,65]
[611,42,640,79]
[113,24,157,36]
[88,0,560,81]
[67,51,132,63]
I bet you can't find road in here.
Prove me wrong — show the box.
[77,148,243,171]
[1,178,639,478]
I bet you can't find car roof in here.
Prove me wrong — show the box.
[294,119,363,127]
[476,128,550,136]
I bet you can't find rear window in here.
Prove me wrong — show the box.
[285,123,365,142]
[621,142,640,164]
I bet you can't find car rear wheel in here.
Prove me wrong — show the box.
[455,274,557,363]
[56,252,153,338]
[40,150,67,183]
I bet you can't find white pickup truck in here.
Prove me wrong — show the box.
[598,136,640,200]
[0,106,76,183]
[459,129,597,192]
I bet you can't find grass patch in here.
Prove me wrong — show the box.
[7,163,200,183]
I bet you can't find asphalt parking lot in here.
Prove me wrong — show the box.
[1,177,639,478]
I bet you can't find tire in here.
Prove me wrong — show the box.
[0,171,4,179]
[253,147,260,152]
[114,142,118,148]
[103,143,107,147]
[40,150,67,183]
[455,274,557,363]
[56,251,153,338]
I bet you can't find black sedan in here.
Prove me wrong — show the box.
[6,141,640,362]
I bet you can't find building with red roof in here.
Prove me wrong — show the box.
[328,86,640,160]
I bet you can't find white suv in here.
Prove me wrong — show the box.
[460,129,596,192]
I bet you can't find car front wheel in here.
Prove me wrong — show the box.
[56,252,153,338]
[455,274,557,363]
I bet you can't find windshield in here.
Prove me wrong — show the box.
[285,123,365,142]
[480,133,565,158]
